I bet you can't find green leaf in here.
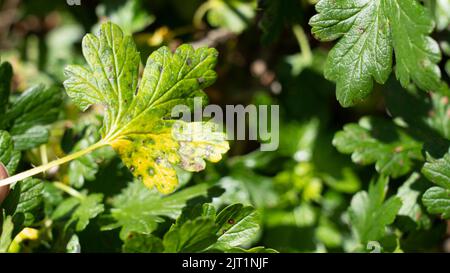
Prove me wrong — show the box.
[0,62,12,115]
[66,234,81,253]
[446,61,450,78]
[348,176,402,245]
[0,85,62,150]
[212,204,259,250]
[204,0,256,33]
[427,0,450,31]
[0,214,13,252]
[421,152,450,218]
[309,0,446,107]
[395,173,431,230]
[422,186,450,219]
[422,152,450,190]
[333,117,423,177]
[0,131,20,174]
[122,232,163,253]
[104,180,210,239]
[67,125,115,188]
[64,22,228,194]
[96,0,154,34]
[163,217,217,253]
[383,80,450,142]
[223,246,278,253]
[2,179,44,227]
[52,194,104,232]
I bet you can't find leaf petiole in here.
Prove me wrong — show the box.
[0,141,108,187]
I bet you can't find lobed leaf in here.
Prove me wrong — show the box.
[104,180,210,239]
[64,22,228,194]
[310,0,447,107]
[163,217,218,253]
[348,176,402,246]
[0,131,21,174]
[422,186,450,219]
[333,117,423,178]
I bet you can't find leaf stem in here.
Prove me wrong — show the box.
[292,24,312,63]
[193,0,215,29]
[0,141,108,187]
[53,181,84,199]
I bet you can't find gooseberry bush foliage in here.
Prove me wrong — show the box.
[0,0,449,253]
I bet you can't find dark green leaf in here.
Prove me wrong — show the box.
[0,131,20,174]
[310,0,446,107]
[333,117,423,177]
[2,178,44,227]
[163,217,217,253]
[1,85,62,150]
[0,62,12,115]
[259,0,304,44]
[122,232,163,253]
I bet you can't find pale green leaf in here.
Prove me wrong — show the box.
[205,0,257,33]
[348,176,402,245]
[52,194,104,232]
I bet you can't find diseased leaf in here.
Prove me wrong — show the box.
[163,217,217,253]
[309,0,446,107]
[212,204,259,250]
[333,117,423,177]
[64,22,228,194]
[422,186,450,218]
[103,180,210,239]
[348,176,402,245]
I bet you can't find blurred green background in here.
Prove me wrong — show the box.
[0,0,449,253]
